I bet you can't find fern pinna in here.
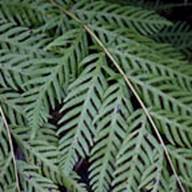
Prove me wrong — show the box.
[0,0,192,192]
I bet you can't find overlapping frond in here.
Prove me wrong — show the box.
[0,0,47,27]
[71,0,171,35]
[12,125,87,192]
[58,54,107,175]
[89,81,133,192]
[112,110,163,192]
[88,23,192,98]
[0,0,192,191]
[0,19,50,90]
[23,27,88,139]
[90,24,183,61]
[107,41,192,116]
[154,22,192,56]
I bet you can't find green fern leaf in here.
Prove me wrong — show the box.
[89,81,133,192]
[58,54,107,175]
[151,109,192,147]
[72,0,171,35]
[0,117,16,192]
[0,88,25,125]
[139,149,164,192]
[18,161,59,192]
[12,126,87,192]
[168,146,192,190]
[0,19,50,89]
[154,22,192,56]
[23,27,88,139]
[0,0,192,191]
[0,0,47,27]
[110,44,192,92]
[112,110,162,192]
[90,24,183,61]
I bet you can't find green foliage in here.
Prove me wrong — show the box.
[0,0,192,191]
[153,21,192,57]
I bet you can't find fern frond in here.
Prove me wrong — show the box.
[89,81,133,192]
[126,71,192,117]
[71,0,171,35]
[108,43,192,92]
[0,20,50,89]
[89,24,192,93]
[90,24,184,61]
[139,149,164,192]
[112,110,162,192]
[0,19,49,55]
[0,0,47,27]
[168,146,192,190]
[154,22,192,56]
[18,161,59,192]
[58,54,107,175]
[12,126,59,173]
[0,88,25,125]
[105,43,192,115]
[12,126,87,192]
[151,109,192,147]
[0,0,192,191]
[23,27,87,139]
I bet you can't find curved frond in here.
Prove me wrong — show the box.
[0,19,50,89]
[112,110,162,192]
[72,0,171,35]
[0,0,191,191]
[58,54,107,175]
[23,27,88,139]
[12,126,87,192]
[89,81,133,192]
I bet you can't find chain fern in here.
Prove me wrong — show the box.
[0,0,192,191]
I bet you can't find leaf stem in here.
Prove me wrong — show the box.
[0,106,20,192]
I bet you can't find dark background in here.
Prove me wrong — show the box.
[115,0,192,24]
[158,0,192,24]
